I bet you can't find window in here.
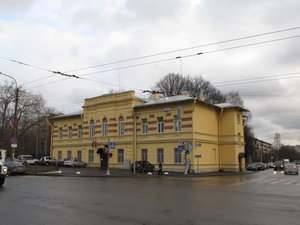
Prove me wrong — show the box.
[118,149,124,163]
[68,127,73,139]
[119,116,125,136]
[103,118,108,137]
[174,115,181,132]
[157,148,164,163]
[67,151,72,159]
[90,120,95,137]
[58,151,62,160]
[141,149,148,161]
[237,114,241,124]
[78,125,82,139]
[174,148,182,163]
[88,150,94,163]
[59,128,63,139]
[238,132,241,143]
[142,119,148,134]
[77,151,82,161]
[157,117,164,133]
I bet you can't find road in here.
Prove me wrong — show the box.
[0,169,299,225]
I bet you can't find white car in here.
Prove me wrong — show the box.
[18,155,39,165]
[63,158,87,167]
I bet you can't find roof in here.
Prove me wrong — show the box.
[85,90,135,101]
[134,95,194,108]
[51,111,82,120]
[215,103,249,112]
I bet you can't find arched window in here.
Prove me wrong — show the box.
[119,116,125,136]
[90,120,95,137]
[102,118,108,136]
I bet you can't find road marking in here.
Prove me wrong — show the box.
[260,179,276,183]
[285,180,296,185]
[229,178,264,186]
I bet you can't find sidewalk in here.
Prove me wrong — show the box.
[26,166,251,178]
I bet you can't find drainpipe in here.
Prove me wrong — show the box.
[218,107,224,171]
[191,98,196,172]
[45,116,53,158]
[132,110,137,174]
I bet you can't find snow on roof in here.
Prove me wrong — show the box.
[52,111,82,119]
[134,95,193,108]
[215,103,248,111]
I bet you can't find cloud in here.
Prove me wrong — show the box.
[0,0,35,14]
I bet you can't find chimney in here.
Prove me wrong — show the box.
[152,93,161,99]
[181,91,189,97]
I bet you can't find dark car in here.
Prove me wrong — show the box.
[4,160,26,175]
[247,163,259,171]
[256,162,266,170]
[57,158,67,167]
[130,161,155,173]
[274,161,284,171]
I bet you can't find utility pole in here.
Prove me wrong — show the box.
[106,137,110,176]
[11,88,19,160]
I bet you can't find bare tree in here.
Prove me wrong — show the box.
[0,82,58,156]
[155,73,186,97]
[154,73,226,104]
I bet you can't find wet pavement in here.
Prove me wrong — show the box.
[1,169,299,225]
[25,165,252,178]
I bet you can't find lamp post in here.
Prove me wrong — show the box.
[0,72,19,161]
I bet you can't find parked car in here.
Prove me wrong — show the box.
[63,158,87,167]
[256,162,266,170]
[57,158,67,167]
[130,161,155,173]
[267,162,274,168]
[284,163,299,175]
[40,156,58,166]
[18,155,39,165]
[247,163,259,171]
[274,161,284,171]
[4,160,26,175]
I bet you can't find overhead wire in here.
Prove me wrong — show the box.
[25,34,300,91]
[0,26,299,86]
[65,26,300,73]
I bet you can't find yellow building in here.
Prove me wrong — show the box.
[51,90,247,172]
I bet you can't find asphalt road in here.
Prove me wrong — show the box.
[0,169,299,225]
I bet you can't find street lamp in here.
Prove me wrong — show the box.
[0,72,19,161]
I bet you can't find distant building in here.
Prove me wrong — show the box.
[253,138,272,162]
[295,145,300,153]
[50,91,247,172]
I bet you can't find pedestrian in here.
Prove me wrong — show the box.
[158,161,163,175]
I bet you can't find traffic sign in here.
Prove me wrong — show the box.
[178,145,184,151]
[11,144,17,148]
[188,142,193,151]
[109,142,116,149]
[11,138,17,144]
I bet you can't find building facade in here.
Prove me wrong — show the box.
[51,91,247,172]
[252,138,272,162]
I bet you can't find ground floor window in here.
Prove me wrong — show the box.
[58,151,62,160]
[77,151,82,161]
[88,150,94,163]
[141,149,148,161]
[157,148,164,163]
[174,148,182,163]
[67,151,72,159]
[118,149,124,163]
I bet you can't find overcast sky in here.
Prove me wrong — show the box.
[1,0,300,145]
